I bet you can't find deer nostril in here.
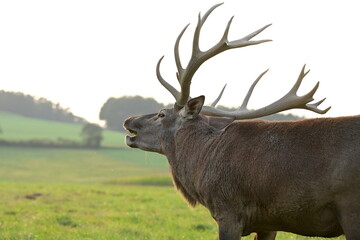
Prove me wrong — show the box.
[124,117,135,130]
[133,121,143,130]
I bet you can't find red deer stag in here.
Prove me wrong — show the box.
[124,3,360,240]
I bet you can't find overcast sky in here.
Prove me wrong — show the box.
[1,0,359,123]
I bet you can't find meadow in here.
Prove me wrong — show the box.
[0,146,219,240]
[0,111,125,148]
[0,112,345,239]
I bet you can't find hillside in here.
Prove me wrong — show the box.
[0,111,126,148]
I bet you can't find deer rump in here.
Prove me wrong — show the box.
[123,3,360,240]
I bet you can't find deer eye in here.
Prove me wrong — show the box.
[158,112,165,118]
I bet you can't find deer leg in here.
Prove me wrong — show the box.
[339,216,360,240]
[254,231,277,240]
[217,216,243,240]
[337,199,360,240]
[338,213,360,239]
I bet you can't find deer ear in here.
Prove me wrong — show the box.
[180,95,205,119]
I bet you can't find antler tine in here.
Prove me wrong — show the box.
[283,65,318,105]
[306,98,331,114]
[239,69,269,110]
[200,22,272,65]
[193,3,224,55]
[200,66,330,119]
[288,65,309,95]
[220,15,236,44]
[228,24,272,48]
[156,56,180,101]
[175,24,190,80]
[211,84,227,107]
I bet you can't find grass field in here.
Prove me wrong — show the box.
[0,112,346,239]
[0,111,126,147]
[0,147,168,183]
[0,182,219,240]
[0,146,221,240]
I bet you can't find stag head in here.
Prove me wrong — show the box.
[124,96,205,154]
[124,3,330,154]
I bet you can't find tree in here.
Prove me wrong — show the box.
[99,96,165,131]
[81,123,103,148]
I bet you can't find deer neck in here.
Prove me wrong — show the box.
[167,123,217,182]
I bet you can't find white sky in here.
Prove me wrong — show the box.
[1,0,359,123]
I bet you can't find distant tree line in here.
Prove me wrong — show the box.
[100,96,302,132]
[0,90,86,123]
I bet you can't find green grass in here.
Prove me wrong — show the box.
[0,146,168,183]
[0,182,219,240]
[0,111,126,147]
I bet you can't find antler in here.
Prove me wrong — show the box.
[201,65,331,119]
[156,3,271,109]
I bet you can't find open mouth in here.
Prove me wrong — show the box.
[127,128,137,136]
[124,126,138,147]
[123,117,141,148]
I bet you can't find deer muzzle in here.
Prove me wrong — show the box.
[123,117,138,148]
